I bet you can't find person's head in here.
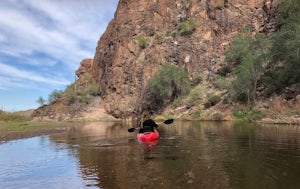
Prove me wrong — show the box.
[141,111,151,122]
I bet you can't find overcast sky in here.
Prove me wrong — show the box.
[0,0,119,111]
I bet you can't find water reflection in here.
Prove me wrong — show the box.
[1,121,300,189]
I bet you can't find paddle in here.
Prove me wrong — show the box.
[127,119,174,133]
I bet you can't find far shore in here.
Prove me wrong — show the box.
[0,121,79,143]
[1,115,300,143]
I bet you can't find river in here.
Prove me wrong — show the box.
[1,121,300,189]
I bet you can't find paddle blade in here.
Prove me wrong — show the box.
[163,119,174,124]
[128,128,136,132]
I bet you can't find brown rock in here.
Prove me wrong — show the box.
[32,0,281,120]
[86,0,279,118]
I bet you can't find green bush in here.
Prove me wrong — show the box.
[36,96,46,106]
[204,95,221,108]
[63,82,99,105]
[177,17,198,35]
[187,86,204,106]
[149,63,190,106]
[232,107,264,120]
[48,89,63,104]
[136,35,147,49]
[266,0,300,91]
[0,112,29,122]
[191,73,203,87]
[88,83,100,96]
[214,76,228,89]
[225,34,269,103]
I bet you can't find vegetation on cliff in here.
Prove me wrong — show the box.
[165,0,300,122]
[31,0,300,123]
[149,63,190,109]
[224,0,300,103]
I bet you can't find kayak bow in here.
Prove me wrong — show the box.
[137,129,159,145]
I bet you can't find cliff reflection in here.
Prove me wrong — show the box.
[49,121,300,189]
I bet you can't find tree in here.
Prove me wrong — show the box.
[149,63,190,107]
[226,34,269,103]
[267,0,300,91]
[48,89,63,104]
[36,96,46,106]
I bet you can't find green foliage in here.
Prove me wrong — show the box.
[266,0,300,91]
[48,89,63,104]
[136,35,147,49]
[191,73,203,87]
[0,111,29,122]
[232,107,264,121]
[166,30,177,37]
[63,81,99,106]
[191,110,202,119]
[177,17,198,35]
[204,95,221,108]
[213,76,229,90]
[225,33,253,64]
[224,0,300,99]
[88,83,100,96]
[187,86,204,106]
[78,94,91,104]
[171,96,184,107]
[64,84,77,105]
[36,96,46,106]
[226,34,270,103]
[149,63,190,106]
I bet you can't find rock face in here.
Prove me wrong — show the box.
[78,0,278,118]
[32,0,280,120]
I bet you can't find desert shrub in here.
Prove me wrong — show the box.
[136,35,147,49]
[191,110,202,119]
[187,86,204,106]
[232,107,264,120]
[78,95,91,104]
[266,0,300,92]
[36,96,46,106]
[226,34,269,103]
[149,63,190,107]
[191,73,203,87]
[204,95,221,108]
[177,17,198,35]
[165,30,177,37]
[171,96,184,108]
[48,89,63,104]
[214,76,228,89]
[0,112,29,122]
[88,83,100,96]
[63,82,99,105]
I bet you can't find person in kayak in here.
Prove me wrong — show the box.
[139,111,158,133]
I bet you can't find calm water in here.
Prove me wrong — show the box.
[1,121,300,189]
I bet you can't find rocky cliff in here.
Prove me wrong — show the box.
[88,0,278,118]
[32,0,281,121]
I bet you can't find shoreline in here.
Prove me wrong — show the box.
[1,117,300,143]
[0,121,76,143]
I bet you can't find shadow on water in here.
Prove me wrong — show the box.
[1,121,300,189]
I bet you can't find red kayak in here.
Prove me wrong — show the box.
[137,129,159,145]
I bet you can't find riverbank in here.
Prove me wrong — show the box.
[0,121,77,143]
[1,114,299,143]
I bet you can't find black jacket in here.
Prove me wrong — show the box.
[139,119,158,133]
